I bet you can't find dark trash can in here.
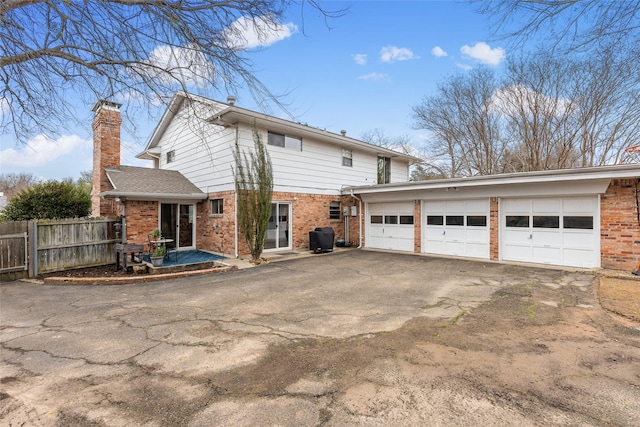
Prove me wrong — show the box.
[309,227,334,253]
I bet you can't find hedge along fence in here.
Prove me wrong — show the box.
[0,218,121,281]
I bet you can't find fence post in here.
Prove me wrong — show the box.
[29,220,38,277]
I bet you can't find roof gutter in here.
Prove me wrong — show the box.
[100,191,208,201]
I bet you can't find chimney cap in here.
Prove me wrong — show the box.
[92,99,122,113]
[340,129,347,136]
[227,96,236,106]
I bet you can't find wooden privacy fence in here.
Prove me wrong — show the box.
[0,218,120,281]
[0,221,29,281]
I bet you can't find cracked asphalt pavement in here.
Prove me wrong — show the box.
[2,250,640,426]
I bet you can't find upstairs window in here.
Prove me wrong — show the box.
[268,131,302,151]
[377,156,391,184]
[342,149,353,167]
[167,150,175,163]
[329,201,341,219]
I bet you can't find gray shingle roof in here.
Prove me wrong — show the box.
[101,166,206,200]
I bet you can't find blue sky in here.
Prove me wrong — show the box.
[1,0,511,181]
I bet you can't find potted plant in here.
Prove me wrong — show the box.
[152,228,161,239]
[150,244,166,267]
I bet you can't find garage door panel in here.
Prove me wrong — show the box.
[466,228,489,243]
[367,203,415,252]
[445,228,465,241]
[466,242,490,258]
[533,198,561,213]
[502,196,599,268]
[423,199,490,259]
[425,227,444,240]
[466,199,488,213]
[504,244,532,261]
[503,229,530,244]
[445,241,465,255]
[445,200,465,212]
[425,201,445,213]
[532,246,561,263]
[396,227,414,239]
[503,199,529,212]
[563,249,597,268]
[563,232,595,249]
[533,231,561,246]
[563,197,596,213]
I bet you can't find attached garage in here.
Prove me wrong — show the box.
[367,202,414,252]
[350,165,640,271]
[423,199,490,259]
[501,196,599,268]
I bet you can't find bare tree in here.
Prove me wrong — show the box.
[474,0,640,53]
[496,54,581,171]
[0,172,38,201]
[413,51,640,176]
[413,68,506,177]
[1,1,344,142]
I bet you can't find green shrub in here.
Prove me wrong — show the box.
[0,180,91,221]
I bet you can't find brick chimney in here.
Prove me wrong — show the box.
[91,100,122,217]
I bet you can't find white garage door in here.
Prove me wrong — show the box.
[501,196,599,268]
[367,202,415,252]
[423,199,490,259]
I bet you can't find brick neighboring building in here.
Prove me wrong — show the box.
[92,95,640,271]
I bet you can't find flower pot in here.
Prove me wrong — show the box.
[150,256,164,267]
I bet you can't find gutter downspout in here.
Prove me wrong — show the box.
[349,190,363,249]
[234,126,239,258]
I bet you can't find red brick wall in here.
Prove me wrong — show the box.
[600,179,640,270]
[414,200,421,253]
[198,190,238,257]
[91,104,122,218]
[194,191,362,256]
[489,197,499,261]
[124,200,158,246]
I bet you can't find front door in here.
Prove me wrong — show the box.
[160,203,195,250]
[264,202,291,251]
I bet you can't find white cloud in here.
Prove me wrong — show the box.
[490,85,576,117]
[460,42,505,66]
[456,63,473,71]
[0,134,91,168]
[431,46,448,57]
[139,44,214,87]
[380,46,416,63]
[225,15,297,50]
[0,96,9,115]
[357,72,388,81]
[352,53,368,65]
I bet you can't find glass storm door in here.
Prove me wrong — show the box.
[160,203,195,250]
[264,203,291,250]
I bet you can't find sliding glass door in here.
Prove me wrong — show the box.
[264,202,291,251]
[160,203,195,250]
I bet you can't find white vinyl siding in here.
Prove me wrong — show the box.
[153,103,411,195]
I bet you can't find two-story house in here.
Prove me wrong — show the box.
[91,93,417,258]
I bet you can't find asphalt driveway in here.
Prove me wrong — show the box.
[2,250,639,426]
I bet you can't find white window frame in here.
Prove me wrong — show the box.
[268,131,302,151]
[342,148,353,167]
